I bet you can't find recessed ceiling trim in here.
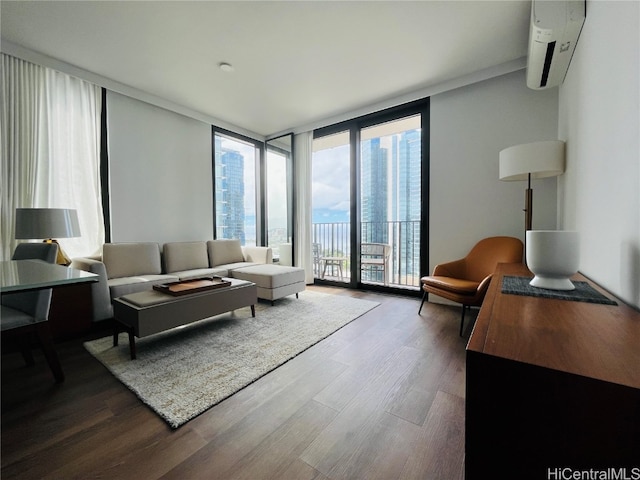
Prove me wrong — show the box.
[269,56,528,139]
[0,40,265,141]
[3,40,525,142]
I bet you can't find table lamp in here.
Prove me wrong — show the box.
[499,140,565,230]
[15,208,81,265]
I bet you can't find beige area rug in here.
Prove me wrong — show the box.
[84,290,379,428]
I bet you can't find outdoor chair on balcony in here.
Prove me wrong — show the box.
[360,243,391,286]
[418,236,523,336]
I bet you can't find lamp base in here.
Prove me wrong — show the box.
[529,275,576,291]
[44,239,71,266]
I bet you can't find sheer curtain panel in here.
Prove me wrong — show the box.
[1,54,104,261]
[294,131,314,284]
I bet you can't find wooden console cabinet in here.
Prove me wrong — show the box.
[466,263,640,479]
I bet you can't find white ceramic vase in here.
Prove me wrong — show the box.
[526,230,580,290]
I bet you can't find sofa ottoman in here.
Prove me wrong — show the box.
[231,264,305,304]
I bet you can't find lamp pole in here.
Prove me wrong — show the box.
[525,172,533,231]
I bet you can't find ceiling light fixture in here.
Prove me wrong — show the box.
[218,62,234,73]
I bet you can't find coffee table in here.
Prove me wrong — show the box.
[113,277,257,359]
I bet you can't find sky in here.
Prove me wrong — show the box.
[312,144,351,223]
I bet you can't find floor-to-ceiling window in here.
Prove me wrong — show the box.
[360,115,422,287]
[213,130,261,246]
[213,129,294,256]
[312,100,429,294]
[266,148,288,254]
[265,134,293,260]
[311,130,351,283]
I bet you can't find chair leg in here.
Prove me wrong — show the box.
[418,290,427,314]
[459,305,468,337]
[19,335,35,366]
[34,322,65,383]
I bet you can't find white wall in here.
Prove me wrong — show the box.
[107,92,214,243]
[558,0,640,308]
[430,70,559,273]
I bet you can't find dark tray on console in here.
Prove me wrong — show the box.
[153,277,232,296]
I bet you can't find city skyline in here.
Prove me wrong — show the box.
[312,128,422,225]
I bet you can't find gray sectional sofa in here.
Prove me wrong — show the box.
[70,239,305,322]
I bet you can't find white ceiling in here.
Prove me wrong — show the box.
[0,1,532,138]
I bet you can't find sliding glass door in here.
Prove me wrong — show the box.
[311,131,351,283]
[312,100,428,293]
[360,115,422,288]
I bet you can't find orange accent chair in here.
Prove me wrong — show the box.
[419,236,523,336]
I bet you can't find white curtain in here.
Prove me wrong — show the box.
[1,54,104,261]
[294,131,314,284]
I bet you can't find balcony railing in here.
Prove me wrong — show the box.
[312,221,421,289]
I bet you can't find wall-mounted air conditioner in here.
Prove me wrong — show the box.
[526,0,586,90]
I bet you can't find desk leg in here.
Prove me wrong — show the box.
[251,305,256,317]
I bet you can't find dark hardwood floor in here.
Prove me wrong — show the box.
[1,286,473,480]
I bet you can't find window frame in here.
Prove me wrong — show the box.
[312,98,430,295]
[212,126,265,245]
[265,135,294,260]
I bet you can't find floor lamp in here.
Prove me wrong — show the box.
[499,140,565,231]
[14,208,81,265]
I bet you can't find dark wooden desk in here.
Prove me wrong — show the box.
[1,260,97,341]
[1,260,98,381]
[49,283,94,340]
[465,263,640,479]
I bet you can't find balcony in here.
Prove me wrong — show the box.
[312,221,421,289]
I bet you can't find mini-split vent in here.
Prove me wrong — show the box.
[526,0,585,90]
[541,41,557,88]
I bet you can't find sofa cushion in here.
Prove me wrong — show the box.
[231,264,305,289]
[108,274,178,299]
[173,267,229,281]
[103,243,162,279]
[421,276,480,295]
[163,241,209,273]
[208,239,244,267]
[242,246,273,264]
[218,262,260,272]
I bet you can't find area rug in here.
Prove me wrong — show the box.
[84,290,379,428]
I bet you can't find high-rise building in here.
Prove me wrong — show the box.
[397,129,421,278]
[359,129,422,283]
[398,129,421,222]
[215,142,246,244]
[360,137,388,244]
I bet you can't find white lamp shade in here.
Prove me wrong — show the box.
[499,140,565,181]
[15,208,81,239]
